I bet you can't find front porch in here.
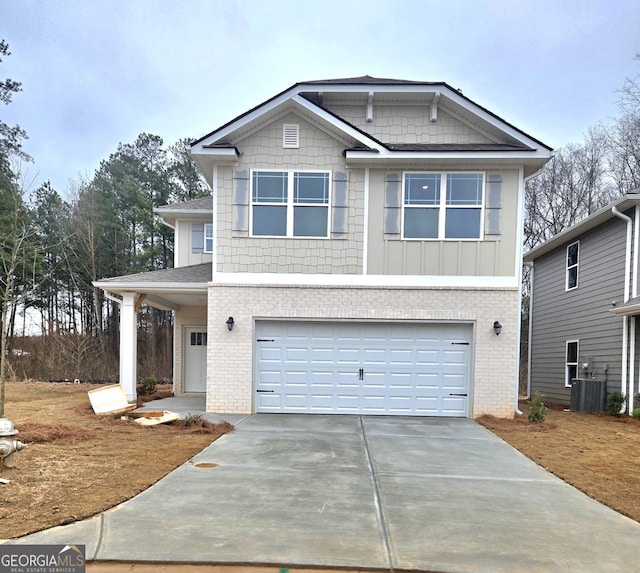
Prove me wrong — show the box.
[93,263,210,400]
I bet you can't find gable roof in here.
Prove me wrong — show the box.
[192,76,552,150]
[190,76,553,180]
[523,192,640,262]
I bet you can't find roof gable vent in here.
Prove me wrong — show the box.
[283,123,299,148]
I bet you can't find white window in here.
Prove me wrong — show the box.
[204,224,213,253]
[566,340,579,387]
[566,241,579,290]
[402,172,484,239]
[282,124,299,148]
[251,170,330,238]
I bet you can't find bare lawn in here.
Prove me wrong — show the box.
[0,382,232,540]
[478,402,640,523]
[1,383,639,542]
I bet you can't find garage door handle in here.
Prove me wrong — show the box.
[449,393,468,397]
[257,339,275,342]
[451,342,470,346]
[256,389,274,393]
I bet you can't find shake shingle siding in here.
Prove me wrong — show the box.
[530,216,627,404]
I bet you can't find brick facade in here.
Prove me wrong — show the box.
[207,283,519,418]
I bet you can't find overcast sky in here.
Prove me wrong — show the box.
[3,0,639,196]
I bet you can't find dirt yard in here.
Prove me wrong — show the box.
[0,382,232,539]
[1,384,639,543]
[478,402,640,523]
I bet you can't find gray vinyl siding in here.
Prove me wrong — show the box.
[530,216,627,405]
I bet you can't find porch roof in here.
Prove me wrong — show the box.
[93,263,210,310]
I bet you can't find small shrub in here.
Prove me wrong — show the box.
[182,413,206,427]
[605,392,626,416]
[528,391,549,423]
[137,376,157,396]
[631,408,640,420]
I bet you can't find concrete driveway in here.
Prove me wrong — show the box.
[14,414,640,572]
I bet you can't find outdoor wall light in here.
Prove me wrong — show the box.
[493,321,502,336]
[226,316,235,331]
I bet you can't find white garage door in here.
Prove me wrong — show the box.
[255,321,471,416]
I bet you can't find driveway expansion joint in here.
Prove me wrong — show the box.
[359,416,394,572]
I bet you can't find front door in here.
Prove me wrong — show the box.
[184,327,207,393]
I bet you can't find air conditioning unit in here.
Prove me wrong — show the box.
[570,378,606,412]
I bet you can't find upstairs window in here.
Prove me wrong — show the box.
[566,241,579,290]
[403,172,484,239]
[566,340,579,387]
[192,223,214,254]
[204,224,213,253]
[251,170,330,238]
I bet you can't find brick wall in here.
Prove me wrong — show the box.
[206,284,519,418]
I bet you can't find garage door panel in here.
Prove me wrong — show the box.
[255,321,471,416]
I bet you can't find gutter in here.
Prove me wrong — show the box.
[526,263,534,400]
[515,165,552,416]
[612,206,632,412]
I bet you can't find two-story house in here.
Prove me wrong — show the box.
[95,76,552,418]
[524,192,640,414]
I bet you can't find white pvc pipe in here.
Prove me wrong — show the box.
[630,317,636,415]
[612,206,632,303]
[527,264,534,400]
[612,206,632,411]
[622,317,629,404]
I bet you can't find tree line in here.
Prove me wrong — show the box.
[1,42,209,387]
[1,40,640,390]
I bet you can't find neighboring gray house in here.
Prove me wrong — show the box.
[95,76,552,418]
[524,192,640,414]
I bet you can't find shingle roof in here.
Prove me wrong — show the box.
[385,143,534,152]
[155,196,212,212]
[96,263,210,285]
[300,75,443,86]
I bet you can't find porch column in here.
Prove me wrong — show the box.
[120,293,138,401]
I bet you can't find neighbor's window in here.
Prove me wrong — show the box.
[566,241,579,290]
[251,170,330,237]
[403,172,484,239]
[204,224,213,253]
[566,340,579,387]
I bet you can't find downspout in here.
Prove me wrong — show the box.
[631,207,639,415]
[526,263,534,400]
[104,292,122,306]
[630,317,636,414]
[612,205,632,411]
[515,166,545,416]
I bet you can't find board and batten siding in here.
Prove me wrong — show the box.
[530,215,627,405]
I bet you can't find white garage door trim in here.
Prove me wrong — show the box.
[254,320,472,417]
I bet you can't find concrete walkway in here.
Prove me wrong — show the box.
[12,400,640,572]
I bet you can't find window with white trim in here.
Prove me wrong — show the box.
[566,340,579,387]
[402,172,484,239]
[204,224,213,253]
[566,241,579,290]
[251,170,330,238]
